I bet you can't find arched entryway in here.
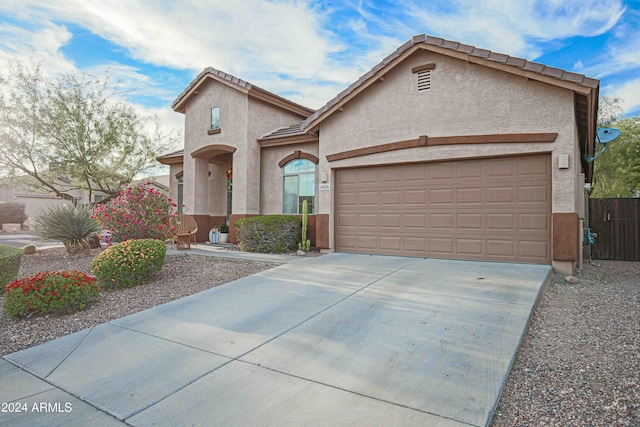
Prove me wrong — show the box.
[188,144,236,242]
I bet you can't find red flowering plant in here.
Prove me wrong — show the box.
[92,183,178,243]
[5,270,100,317]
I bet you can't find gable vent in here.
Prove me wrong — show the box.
[412,63,435,93]
[417,69,431,92]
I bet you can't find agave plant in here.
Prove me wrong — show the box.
[33,204,101,254]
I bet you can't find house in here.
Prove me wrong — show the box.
[0,175,170,229]
[158,34,599,274]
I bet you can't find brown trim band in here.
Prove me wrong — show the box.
[411,63,436,73]
[207,128,221,135]
[278,150,319,168]
[175,171,184,178]
[326,133,558,162]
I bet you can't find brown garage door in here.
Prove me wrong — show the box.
[335,155,551,263]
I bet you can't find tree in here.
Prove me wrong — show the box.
[597,95,624,127]
[0,60,175,202]
[592,96,640,197]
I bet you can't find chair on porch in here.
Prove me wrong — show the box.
[175,214,198,250]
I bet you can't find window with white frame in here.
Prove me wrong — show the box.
[283,159,315,214]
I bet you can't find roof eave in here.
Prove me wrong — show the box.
[172,73,250,114]
[172,69,315,118]
[156,152,185,165]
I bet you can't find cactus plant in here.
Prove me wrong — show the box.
[298,200,311,252]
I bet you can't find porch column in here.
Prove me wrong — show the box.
[229,146,260,241]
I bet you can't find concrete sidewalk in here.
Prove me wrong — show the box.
[166,243,304,264]
[1,254,550,426]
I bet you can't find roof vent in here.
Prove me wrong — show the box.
[412,63,435,93]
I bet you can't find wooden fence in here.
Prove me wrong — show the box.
[589,198,640,261]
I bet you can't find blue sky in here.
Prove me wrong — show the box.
[1,0,639,144]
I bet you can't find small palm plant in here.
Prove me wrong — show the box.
[33,204,101,254]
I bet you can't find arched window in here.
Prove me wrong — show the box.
[283,159,315,214]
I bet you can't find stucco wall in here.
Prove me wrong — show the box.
[260,142,319,214]
[318,51,581,254]
[180,75,308,218]
[317,49,579,248]
[182,78,248,216]
[246,98,308,214]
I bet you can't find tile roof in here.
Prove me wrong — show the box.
[172,67,314,116]
[156,149,184,164]
[172,68,252,110]
[156,149,184,159]
[260,33,599,141]
[260,122,305,140]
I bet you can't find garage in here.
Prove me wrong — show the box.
[335,154,551,263]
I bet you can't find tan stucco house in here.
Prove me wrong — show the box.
[158,34,599,274]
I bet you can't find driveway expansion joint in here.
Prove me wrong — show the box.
[235,358,478,427]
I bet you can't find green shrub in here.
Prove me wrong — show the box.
[33,204,101,254]
[0,244,23,286]
[235,215,301,253]
[5,270,100,317]
[0,202,28,227]
[91,239,166,288]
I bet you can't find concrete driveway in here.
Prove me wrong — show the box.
[1,253,550,426]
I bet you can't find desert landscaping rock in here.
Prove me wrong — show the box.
[493,260,639,426]
[1,247,274,355]
[564,275,580,284]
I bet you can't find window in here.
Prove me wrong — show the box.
[210,106,220,130]
[283,159,315,214]
[94,195,106,203]
[177,177,183,214]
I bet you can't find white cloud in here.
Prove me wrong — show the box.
[402,0,625,59]
[0,0,636,118]
[605,77,640,115]
[0,21,76,77]
[0,0,361,108]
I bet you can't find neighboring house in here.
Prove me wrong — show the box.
[158,34,599,274]
[0,175,170,229]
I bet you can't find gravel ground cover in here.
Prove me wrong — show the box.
[492,260,639,426]
[1,247,275,355]
[1,248,637,426]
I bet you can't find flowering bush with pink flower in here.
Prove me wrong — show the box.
[92,183,178,243]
